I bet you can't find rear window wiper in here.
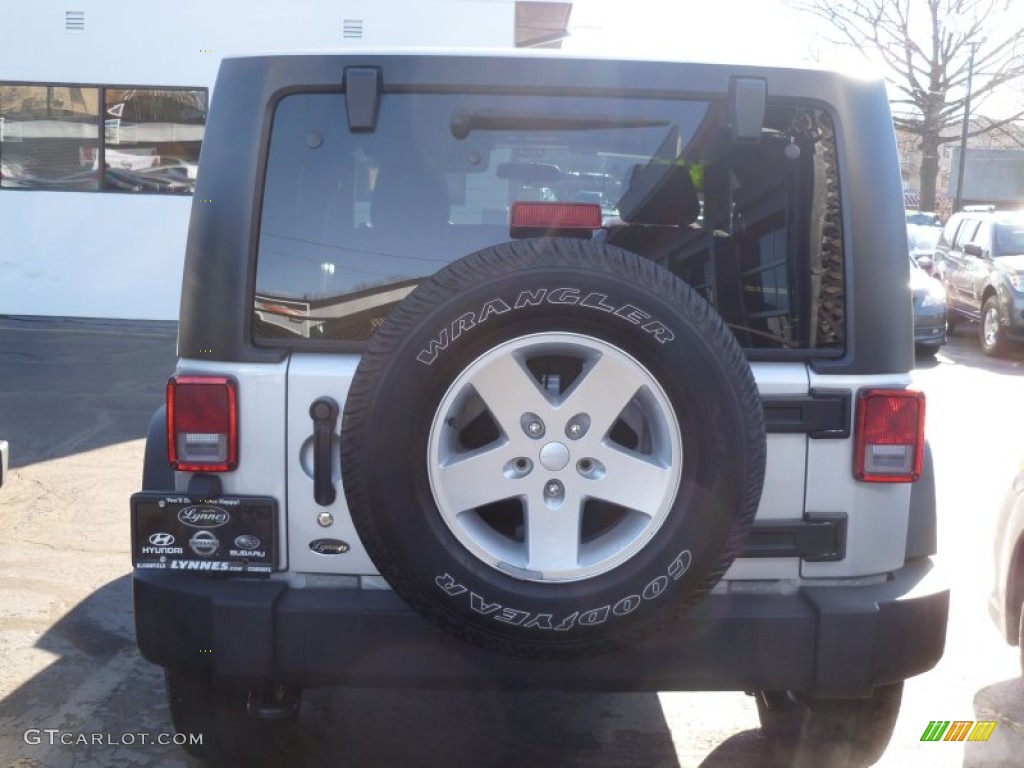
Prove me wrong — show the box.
[450,110,669,139]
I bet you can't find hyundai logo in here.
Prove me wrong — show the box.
[178,506,230,528]
[148,532,175,546]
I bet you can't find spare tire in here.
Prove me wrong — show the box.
[341,238,766,658]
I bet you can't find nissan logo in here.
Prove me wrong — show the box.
[189,530,220,557]
[148,532,175,546]
[178,506,230,528]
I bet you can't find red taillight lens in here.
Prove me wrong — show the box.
[511,202,603,230]
[167,375,238,472]
[853,389,925,482]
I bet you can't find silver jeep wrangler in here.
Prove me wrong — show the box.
[131,51,948,767]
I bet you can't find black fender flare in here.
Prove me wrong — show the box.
[141,405,175,492]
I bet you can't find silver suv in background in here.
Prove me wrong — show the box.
[130,52,948,768]
[934,207,1024,356]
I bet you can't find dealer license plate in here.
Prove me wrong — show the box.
[131,493,277,574]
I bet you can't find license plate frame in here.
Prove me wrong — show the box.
[131,492,277,574]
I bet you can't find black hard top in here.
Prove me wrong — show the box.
[178,52,910,375]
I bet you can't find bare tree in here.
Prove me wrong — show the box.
[787,0,1024,211]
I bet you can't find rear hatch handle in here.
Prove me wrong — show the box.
[309,397,339,506]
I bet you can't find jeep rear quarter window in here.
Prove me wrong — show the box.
[254,90,844,353]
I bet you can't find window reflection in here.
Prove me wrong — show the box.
[0,83,206,194]
[104,88,206,194]
[0,85,100,190]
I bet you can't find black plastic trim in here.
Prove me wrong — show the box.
[741,514,847,562]
[905,441,937,559]
[344,66,381,131]
[309,397,339,506]
[762,389,851,438]
[186,474,223,499]
[141,406,174,491]
[133,557,947,696]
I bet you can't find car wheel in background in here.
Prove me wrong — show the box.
[980,296,1010,357]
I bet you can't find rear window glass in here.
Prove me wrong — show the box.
[254,91,844,352]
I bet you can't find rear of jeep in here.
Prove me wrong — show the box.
[131,53,948,767]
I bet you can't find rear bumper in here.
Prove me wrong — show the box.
[134,557,948,697]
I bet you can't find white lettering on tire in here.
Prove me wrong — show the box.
[434,549,692,633]
[416,287,675,365]
[470,593,501,615]
[642,575,668,600]
[435,573,467,596]
[612,595,641,616]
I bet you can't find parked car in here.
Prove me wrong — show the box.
[131,52,947,768]
[908,224,941,275]
[934,208,1024,356]
[989,457,1024,672]
[906,210,941,228]
[911,256,946,355]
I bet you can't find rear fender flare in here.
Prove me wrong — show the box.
[142,405,175,491]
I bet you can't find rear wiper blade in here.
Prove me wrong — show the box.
[450,110,669,139]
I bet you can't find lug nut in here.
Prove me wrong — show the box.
[521,413,546,438]
[545,480,563,497]
[317,512,334,527]
[565,414,591,440]
[504,457,534,479]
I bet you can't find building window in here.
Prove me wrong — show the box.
[0,85,101,190]
[0,82,206,194]
[104,88,206,194]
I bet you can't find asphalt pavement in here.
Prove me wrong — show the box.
[0,315,177,468]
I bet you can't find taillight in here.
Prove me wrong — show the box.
[853,389,925,482]
[167,375,238,472]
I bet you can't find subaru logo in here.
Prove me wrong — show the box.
[148,532,175,546]
[234,534,261,550]
[178,506,230,528]
[189,530,220,557]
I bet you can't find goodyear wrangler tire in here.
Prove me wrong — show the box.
[341,238,766,658]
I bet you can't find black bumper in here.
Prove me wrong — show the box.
[134,557,948,698]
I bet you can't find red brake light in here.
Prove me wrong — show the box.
[167,375,238,472]
[853,389,925,482]
[511,202,603,230]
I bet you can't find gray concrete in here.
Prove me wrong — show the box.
[0,316,1023,767]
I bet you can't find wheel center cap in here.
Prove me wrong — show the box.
[539,441,570,471]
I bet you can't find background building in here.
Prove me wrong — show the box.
[898,119,1024,214]
[0,0,572,320]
